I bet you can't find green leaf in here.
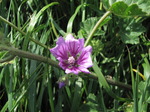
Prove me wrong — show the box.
[147,97,150,103]
[138,81,146,97]
[79,17,111,38]
[142,54,150,80]
[109,1,128,16]
[121,102,134,112]
[143,41,150,46]
[117,18,145,44]
[102,0,150,17]
[79,94,100,112]
[90,39,104,56]
[109,2,146,17]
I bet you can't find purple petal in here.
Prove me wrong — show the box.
[65,34,84,56]
[78,53,93,68]
[78,66,91,74]
[50,44,68,59]
[50,46,58,57]
[84,45,92,53]
[65,68,80,75]
[66,34,75,41]
[57,36,65,45]
[77,46,93,68]
[59,61,68,70]
[59,82,66,88]
[78,38,84,48]
[66,40,84,57]
[56,44,68,59]
[50,37,65,57]
[50,37,69,59]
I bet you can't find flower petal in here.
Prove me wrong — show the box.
[65,68,80,75]
[84,45,92,53]
[65,34,84,56]
[57,36,65,45]
[50,37,65,57]
[50,44,68,59]
[78,38,84,48]
[78,53,93,68]
[59,82,66,88]
[50,46,58,57]
[56,43,68,59]
[66,41,84,57]
[78,66,91,74]
[66,34,75,41]
[77,46,93,68]
[59,61,68,70]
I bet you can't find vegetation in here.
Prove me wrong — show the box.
[0,0,150,112]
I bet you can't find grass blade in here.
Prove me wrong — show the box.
[93,62,131,102]
[67,5,82,33]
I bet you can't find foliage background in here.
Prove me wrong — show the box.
[0,0,150,112]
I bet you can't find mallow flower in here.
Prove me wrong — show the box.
[58,82,66,88]
[50,34,93,75]
[57,75,69,88]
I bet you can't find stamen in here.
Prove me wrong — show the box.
[68,56,75,65]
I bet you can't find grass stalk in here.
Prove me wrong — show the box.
[0,16,48,49]
[127,47,138,112]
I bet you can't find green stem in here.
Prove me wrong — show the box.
[0,45,132,90]
[0,16,48,49]
[81,0,86,22]
[0,45,59,68]
[0,55,15,63]
[84,11,111,46]
[81,72,132,90]
[50,14,58,38]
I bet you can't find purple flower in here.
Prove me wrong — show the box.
[58,82,66,88]
[50,34,93,75]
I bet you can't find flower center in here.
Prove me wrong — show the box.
[68,56,75,65]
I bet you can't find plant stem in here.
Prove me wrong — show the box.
[0,45,132,90]
[0,55,15,63]
[0,16,48,49]
[81,73,132,90]
[0,45,59,68]
[84,11,111,46]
